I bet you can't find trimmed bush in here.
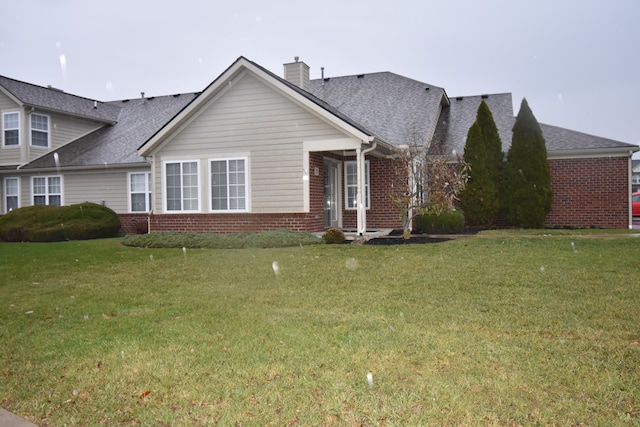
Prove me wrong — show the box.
[322,228,346,244]
[415,210,465,234]
[123,229,323,249]
[0,202,121,242]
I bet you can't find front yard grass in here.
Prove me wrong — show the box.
[1,235,639,425]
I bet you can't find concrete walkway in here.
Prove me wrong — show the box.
[0,408,38,427]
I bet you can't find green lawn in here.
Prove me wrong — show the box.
[1,236,639,426]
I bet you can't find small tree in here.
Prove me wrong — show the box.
[502,98,552,228]
[390,140,468,238]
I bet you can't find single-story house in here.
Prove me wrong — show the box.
[1,56,638,234]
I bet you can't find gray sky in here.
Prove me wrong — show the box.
[2,0,639,153]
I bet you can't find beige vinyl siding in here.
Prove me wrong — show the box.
[62,168,146,213]
[28,110,103,162]
[0,91,22,165]
[4,168,146,213]
[158,73,346,213]
[50,114,103,149]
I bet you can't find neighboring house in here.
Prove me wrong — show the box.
[632,160,640,193]
[1,56,638,234]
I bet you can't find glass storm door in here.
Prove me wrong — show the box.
[324,161,339,228]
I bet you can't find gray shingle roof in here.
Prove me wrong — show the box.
[539,122,637,152]
[430,93,637,155]
[22,93,197,169]
[310,72,447,146]
[430,93,515,155]
[0,75,120,123]
[8,58,638,172]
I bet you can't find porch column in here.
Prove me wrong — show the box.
[356,147,366,235]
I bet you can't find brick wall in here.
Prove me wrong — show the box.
[546,156,629,228]
[118,213,149,234]
[147,212,321,234]
[342,155,404,230]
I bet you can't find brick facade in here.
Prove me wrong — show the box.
[342,155,404,230]
[546,156,629,228]
[117,154,631,235]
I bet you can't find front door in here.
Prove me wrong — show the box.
[324,161,339,228]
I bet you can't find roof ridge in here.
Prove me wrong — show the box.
[310,71,445,91]
[0,74,104,103]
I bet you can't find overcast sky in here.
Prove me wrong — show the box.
[2,0,639,154]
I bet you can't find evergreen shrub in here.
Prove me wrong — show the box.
[322,228,346,244]
[415,210,465,234]
[0,202,121,242]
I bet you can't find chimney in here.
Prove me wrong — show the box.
[283,56,310,91]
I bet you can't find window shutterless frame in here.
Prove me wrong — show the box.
[2,112,20,146]
[344,160,370,210]
[128,171,152,212]
[209,157,248,212]
[163,160,200,213]
[31,175,62,206]
[4,177,20,213]
[30,113,50,148]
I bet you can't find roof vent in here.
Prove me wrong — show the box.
[47,85,64,92]
[357,74,365,79]
[481,94,489,99]
[456,96,463,101]
[93,100,98,109]
[425,87,430,91]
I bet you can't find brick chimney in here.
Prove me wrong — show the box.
[283,56,310,91]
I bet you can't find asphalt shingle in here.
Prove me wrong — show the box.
[310,72,447,147]
[0,75,121,123]
[22,93,197,169]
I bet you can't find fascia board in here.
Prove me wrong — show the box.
[547,147,639,160]
[0,85,24,107]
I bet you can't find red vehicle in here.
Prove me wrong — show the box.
[633,192,640,217]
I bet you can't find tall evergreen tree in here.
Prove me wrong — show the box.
[460,101,503,226]
[476,101,504,188]
[502,98,552,228]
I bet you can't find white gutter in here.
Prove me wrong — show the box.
[356,141,377,235]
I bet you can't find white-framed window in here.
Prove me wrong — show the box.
[2,112,20,146]
[30,113,50,147]
[32,176,62,206]
[164,160,199,212]
[4,177,19,213]
[344,160,370,210]
[129,172,152,212]
[210,158,247,211]
[633,174,640,185]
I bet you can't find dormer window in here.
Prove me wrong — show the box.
[2,112,20,146]
[30,113,49,147]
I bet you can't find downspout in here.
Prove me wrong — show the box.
[356,141,377,235]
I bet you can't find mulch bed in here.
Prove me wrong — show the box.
[363,228,481,245]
